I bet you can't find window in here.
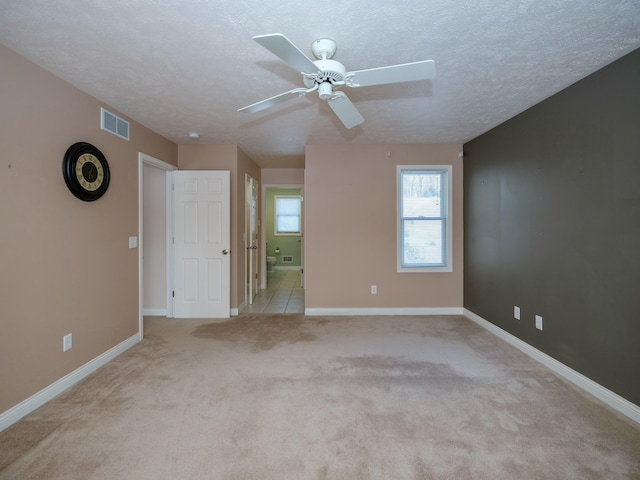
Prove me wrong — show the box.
[275,196,301,235]
[397,165,452,272]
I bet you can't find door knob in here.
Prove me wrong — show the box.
[222,249,229,255]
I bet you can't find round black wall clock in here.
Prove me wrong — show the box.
[63,142,110,201]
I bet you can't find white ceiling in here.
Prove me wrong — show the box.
[1,1,639,168]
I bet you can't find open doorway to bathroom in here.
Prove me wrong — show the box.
[258,185,304,313]
[266,187,302,280]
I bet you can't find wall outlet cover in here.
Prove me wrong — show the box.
[535,315,543,330]
[514,306,521,320]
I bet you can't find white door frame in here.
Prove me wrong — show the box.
[260,183,304,289]
[138,153,177,339]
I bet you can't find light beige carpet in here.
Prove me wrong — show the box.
[1,314,639,479]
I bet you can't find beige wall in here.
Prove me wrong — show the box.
[304,144,463,309]
[261,168,304,185]
[177,145,261,309]
[0,44,177,413]
[143,165,168,312]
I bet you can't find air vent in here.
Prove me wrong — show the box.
[282,256,293,263]
[101,108,130,141]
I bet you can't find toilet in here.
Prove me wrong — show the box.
[267,256,277,272]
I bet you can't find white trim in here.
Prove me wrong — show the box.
[143,308,166,317]
[273,266,301,271]
[464,308,640,425]
[232,300,246,316]
[0,334,139,432]
[305,307,464,316]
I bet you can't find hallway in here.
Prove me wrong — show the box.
[245,270,304,314]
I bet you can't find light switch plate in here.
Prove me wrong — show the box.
[129,236,138,249]
[63,333,72,352]
[514,306,520,320]
[535,315,543,330]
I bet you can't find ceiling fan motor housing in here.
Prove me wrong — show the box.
[303,59,347,96]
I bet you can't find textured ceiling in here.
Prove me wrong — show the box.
[1,1,639,168]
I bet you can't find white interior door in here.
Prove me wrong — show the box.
[245,175,259,305]
[300,188,304,288]
[249,177,258,302]
[173,170,230,318]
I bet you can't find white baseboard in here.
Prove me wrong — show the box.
[234,298,250,316]
[143,308,166,317]
[305,307,464,316]
[273,266,300,271]
[464,308,640,425]
[0,334,140,432]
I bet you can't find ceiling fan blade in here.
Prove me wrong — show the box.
[346,60,436,87]
[327,92,364,129]
[253,33,321,75]
[238,88,309,114]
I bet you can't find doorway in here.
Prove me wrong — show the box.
[264,187,302,280]
[138,153,176,338]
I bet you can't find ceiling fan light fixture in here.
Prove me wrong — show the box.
[318,82,333,100]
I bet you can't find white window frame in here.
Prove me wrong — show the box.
[274,195,302,236]
[397,165,453,273]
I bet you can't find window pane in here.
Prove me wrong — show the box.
[402,171,442,217]
[402,219,444,266]
[277,215,300,233]
[277,198,300,215]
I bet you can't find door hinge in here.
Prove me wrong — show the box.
[172,290,175,298]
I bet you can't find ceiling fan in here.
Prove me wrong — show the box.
[238,33,436,129]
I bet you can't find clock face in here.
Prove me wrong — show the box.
[75,153,105,191]
[63,142,110,201]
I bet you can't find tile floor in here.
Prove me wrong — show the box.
[244,269,304,314]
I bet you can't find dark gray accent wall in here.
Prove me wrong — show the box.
[463,48,640,406]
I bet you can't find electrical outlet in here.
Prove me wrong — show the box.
[371,285,377,295]
[514,306,520,320]
[63,333,73,352]
[535,315,543,331]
